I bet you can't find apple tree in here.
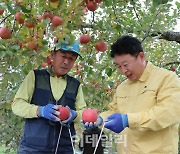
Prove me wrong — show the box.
[0,0,180,152]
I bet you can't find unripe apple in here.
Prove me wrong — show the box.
[80,34,91,44]
[95,41,107,52]
[87,1,98,11]
[51,16,63,27]
[0,10,4,15]
[15,12,24,24]
[0,27,11,39]
[82,109,98,123]
[58,106,70,121]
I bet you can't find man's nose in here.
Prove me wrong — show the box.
[121,66,127,74]
[63,58,69,64]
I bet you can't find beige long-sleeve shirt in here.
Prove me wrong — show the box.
[12,69,86,123]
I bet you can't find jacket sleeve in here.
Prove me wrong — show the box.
[74,84,87,123]
[100,92,118,120]
[12,70,38,118]
[128,73,180,131]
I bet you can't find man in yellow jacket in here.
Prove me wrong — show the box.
[85,35,180,153]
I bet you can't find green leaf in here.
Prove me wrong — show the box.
[12,57,19,67]
[20,5,31,13]
[7,4,15,15]
[41,39,48,45]
[10,45,20,50]
[106,68,112,77]
[153,0,169,6]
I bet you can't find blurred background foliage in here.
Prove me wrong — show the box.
[0,0,180,153]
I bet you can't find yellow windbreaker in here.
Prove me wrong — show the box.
[101,62,180,154]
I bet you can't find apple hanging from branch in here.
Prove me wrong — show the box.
[15,12,25,24]
[51,16,63,27]
[0,10,4,15]
[95,41,107,52]
[0,27,11,39]
[87,1,98,11]
[80,34,91,44]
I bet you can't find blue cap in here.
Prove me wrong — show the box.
[55,41,81,58]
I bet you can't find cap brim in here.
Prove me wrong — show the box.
[60,49,82,58]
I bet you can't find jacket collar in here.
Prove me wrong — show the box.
[127,61,154,84]
[47,66,67,79]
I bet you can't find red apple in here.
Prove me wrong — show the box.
[27,41,38,51]
[87,1,98,11]
[0,27,11,39]
[82,109,98,123]
[51,16,63,27]
[0,10,4,15]
[42,12,54,21]
[58,106,70,121]
[25,21,35,28]
[80,34,91,44]
[15,12,25,24]
[95,41,107,52]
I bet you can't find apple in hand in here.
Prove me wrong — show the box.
[82,108,98,123]
[58,106,70,121]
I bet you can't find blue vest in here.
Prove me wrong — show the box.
[19,69,80,153]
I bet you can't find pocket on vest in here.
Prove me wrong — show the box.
[24,119,51,147]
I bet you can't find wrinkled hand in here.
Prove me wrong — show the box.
[61,107,77,125]
[39,104,60,122]
[83,116,103,130]
[104,113,128,133]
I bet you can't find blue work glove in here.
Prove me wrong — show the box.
[39,104,60,122]
[61,109,77,125]
[84,116,103,130]
[104,113,128,133]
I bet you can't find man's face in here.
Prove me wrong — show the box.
[113,52,146,81]
[51,50,77,77]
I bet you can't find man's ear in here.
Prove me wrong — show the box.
[139,52,145,60]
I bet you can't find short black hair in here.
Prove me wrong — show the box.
[110,35,143,57]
